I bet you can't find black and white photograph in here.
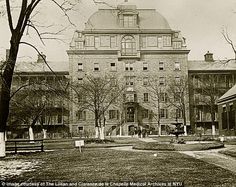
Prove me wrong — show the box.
[0,0,236,186]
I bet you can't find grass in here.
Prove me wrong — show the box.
[133,142,224,151]
[219,149,236,158]
[5,148,236,186]
[42,137,139,150]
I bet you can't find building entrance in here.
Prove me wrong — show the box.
[127,107,135,122]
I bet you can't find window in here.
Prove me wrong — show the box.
[174,62,180,70]
[142,109,149,119]
[158,37,163,48]
[85,35,94,46]
[76,41,83,49]
[141,36,146,48]
[123,15,135,27]
[222,107,227,130]
[125,62,134,71]
[229,105,235,130]
[57,114,62,123]
[78,126,84,131]
[160,92,167,103]
[121,36,136,56]
[143,62,148,71]
[175,76,180,84]
[78,63,83,71]
[160,109,168,118]
[163,35,171,47]
[147,36,157,47]
[143,77,148,86]
[176,109,182,118]
[124,93,136,102]
[110,78,117,87]
[110,62,116,71]
[109,110,119,120]
[159,77,165,86]
[100,35,110,47]
[173,42,182,49]
[159,62,164,70]
[174,92,181,102]
[95,36,100,48]
[78,78,83,84]
[77,94,86,103]
[111,36,117,48]
[144,93,149,102]
[76,110,86,121]
[126,76,134,86]
[94,63,99,71]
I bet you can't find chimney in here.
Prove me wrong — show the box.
[204,51,214,62]
[6,49,10,61]
[37,53,46,63]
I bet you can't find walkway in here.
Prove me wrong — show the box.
[109,139,236,174]
[180,145,236,174]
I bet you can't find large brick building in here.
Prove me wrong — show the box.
[6,54,70,139]
[188,53,236,135]
[67,2,190,136]
[217,83,236,136]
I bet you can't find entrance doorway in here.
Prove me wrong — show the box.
[127,107,135,122]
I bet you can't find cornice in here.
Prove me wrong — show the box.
[67,49,190,55]
[82,29,174,34]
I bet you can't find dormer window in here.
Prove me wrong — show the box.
[123,15,136,27]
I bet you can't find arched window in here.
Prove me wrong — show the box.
[121,36,136,56]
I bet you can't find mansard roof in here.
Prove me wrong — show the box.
[84,8,171,31]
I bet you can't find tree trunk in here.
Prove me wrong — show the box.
[94,110,99,138]
[5,131,7,141]
[0,36,20,157]
[158,122,161,136]
[211,106,216,136]
[95,127,99,138]
[119,125,122,136]
[42,129,47,139]
[182,105,187,136]
[212,123,216,136]
[29,126,34,143]
[0,132,6,158]
[100,126,105,140]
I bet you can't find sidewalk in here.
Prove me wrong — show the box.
[180,145,236,174]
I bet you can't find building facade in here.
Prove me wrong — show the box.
[217,83,236,136]
[68,3,190,136]
[6,54,70,139]
[188,53,236,135]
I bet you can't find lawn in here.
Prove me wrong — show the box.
[4,148,236,187]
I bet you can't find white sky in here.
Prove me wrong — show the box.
[0,0,236,62]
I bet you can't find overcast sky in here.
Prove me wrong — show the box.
[1,0,236,62]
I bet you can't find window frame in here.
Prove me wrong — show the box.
[144,93,149,102]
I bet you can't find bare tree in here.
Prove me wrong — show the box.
[9,77,69,140]
[147,78,167,136]
[222,27,236,60]
[167,75,189,135]
[0,0,81,157]
[193,74,226,136]
[71,75,124,139]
